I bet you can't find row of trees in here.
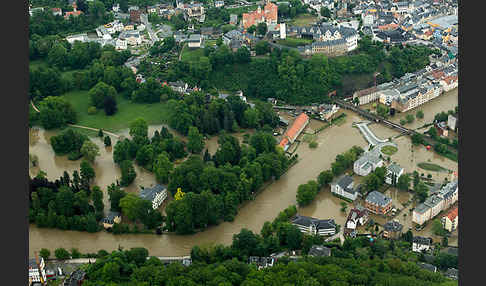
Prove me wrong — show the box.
[296,146,364,206]
[164,132,292,234]
[29,162,102,232]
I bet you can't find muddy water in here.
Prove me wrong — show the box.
[362,88,458,130]
[29,128,159,213]
[29,106,458,256]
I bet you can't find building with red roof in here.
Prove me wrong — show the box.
[441,206,458,232]
[278,112,309,151]
[242,0,278,29]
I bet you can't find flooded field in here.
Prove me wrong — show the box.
[29,91,458,256]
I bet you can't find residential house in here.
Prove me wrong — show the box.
[168,81,189,93]
[278,112,309,151]
[187,34,203,48]
[318,104,339,121]
[248,256,275,269]
[112,3,120,12]
[445,268,458,280]
[344,207,369,237]
[354,152,383,176]
[364,191,392,215]
[64,2,82,19]
[51,8,62,16]
[120,30,142,45]
[137,24,146,31]
[412,236,433,252]
[116,38,128,50]
[308,245,331,257]
[229,14,238,25]
[242,0,278,29]
[385,163,404,185]
[102,211,121,229]
[66,33,88,44]
[130,9,142,23]
[418,262,437,273]
[29,6,45,16]
[331,175,359,201]
[353,86,379,105]
[291,215,336,236]
[447,114,457,131]
[412,180,459,225]
[441,206,458,232]
[147,5,159,14]
[215,1,225,8]
[29,256,46,286]
[382,220,403,239]
[139,184,168,210]
[434,121,448,137]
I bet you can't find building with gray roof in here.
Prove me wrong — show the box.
[364,191,392,215]
[139,184,168,209]
[354,152,384,176]
[291,215,336,236]
[331,175,359,201]
[308,245,331,257]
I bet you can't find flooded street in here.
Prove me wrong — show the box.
[29,88,458,256]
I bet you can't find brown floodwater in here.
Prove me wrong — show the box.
[29,89,458,256]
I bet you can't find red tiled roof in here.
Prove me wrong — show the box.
[279,137,289,148]
[442,75,457,85]
[242,2,278,29]
[445,207,458,221]
[283,113,309,142]
[64,11,82,18]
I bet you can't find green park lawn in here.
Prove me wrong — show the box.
[276,37,313,48]
[290,14,318,27]
[417,162,449,172]
[381,145,398,156]
[181,47,205,63]
[63,90,171,132]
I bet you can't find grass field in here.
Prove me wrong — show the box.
[276,37,313,48]
[181,47,205,63]
[417,162,449,172]
[290,14,318,26]
[381,145,398,156]
[63,90,171,132]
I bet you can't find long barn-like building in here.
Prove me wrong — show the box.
[278,112,309,151]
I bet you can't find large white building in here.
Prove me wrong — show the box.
[413,180,458,225]
[331,175,359,201]
[412,236,433,253]
[385,163,404,185]
[29,257,46,285]
[139,185,168,210]
[353,151,383,176]
[291,215,336,236]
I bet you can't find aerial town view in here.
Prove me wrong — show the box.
[28,0,459,285]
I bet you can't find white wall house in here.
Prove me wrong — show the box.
[291,215,336,236]
[354,152,383,176]
[331,175,358,201]
[412,236,432,252]
[116,39,127,50]
[139,185,168,210]
[187,34,203,48]
[66,33,88,44]
[385,163,404,185]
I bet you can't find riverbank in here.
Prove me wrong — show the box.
[29,106,458,257]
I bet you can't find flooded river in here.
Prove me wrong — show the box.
[29,90,458,257]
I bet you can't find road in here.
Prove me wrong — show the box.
[355,122,389,146]
[140,13,158,44]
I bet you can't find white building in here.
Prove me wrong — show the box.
[291,215,336,236]
[137,23,146,31]
[412,236,433,252]
[441,207,458,232]
[115,39,128,50]
[187,34,203,48]
[29,257,46,285]
[66,33,88,44]
[353,152,383,176]
[215,0,224,8]
[331,175,359,201]
[120,30,142,45]
[447,114,457,131]
[139,185,168,210]
[413,180,458,225]
[385,163,404,185]
[112,3,120,12]
[280,22,286,39]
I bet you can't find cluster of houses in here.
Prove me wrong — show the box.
[29,1,82,19]
[290,24,359,56]
[412,180,458,226]
[352,56,458,113]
